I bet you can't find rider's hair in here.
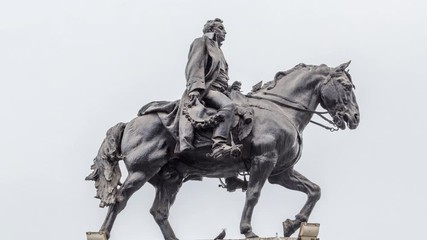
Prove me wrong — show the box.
[203,18,223,33]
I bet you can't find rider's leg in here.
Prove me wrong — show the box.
[203,89,233,109]
[211,104,235,150]
[204,90,244,189]
[204,90,236,157]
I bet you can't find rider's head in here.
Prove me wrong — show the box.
[203,18,226,44]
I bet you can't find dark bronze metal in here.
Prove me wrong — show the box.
[86,19,360,240]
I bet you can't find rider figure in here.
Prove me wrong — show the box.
[185,18,237,159]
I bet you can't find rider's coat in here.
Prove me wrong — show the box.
[178,33,230,152]
[185,33,229,94]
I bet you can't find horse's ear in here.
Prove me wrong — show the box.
[336,60,351,71]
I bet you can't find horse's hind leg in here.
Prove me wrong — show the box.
[149,174,183,240]
[97,114,171,238]
[268,168,321,237]
[100,170,152,236]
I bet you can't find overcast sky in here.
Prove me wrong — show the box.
[1,0,426,240]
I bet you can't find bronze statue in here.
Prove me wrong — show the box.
[180,18,239,159]
[86,18,360,240]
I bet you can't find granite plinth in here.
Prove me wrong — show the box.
[205,238,300,240]
[86,232,107,240]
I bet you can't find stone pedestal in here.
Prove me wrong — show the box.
[86,233,320,240]
[219,238,298,240]
[86,232,107,240]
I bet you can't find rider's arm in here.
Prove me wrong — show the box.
[185,37,207,94]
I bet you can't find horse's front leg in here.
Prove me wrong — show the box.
[240,146,277,238]
[268,168,321,237]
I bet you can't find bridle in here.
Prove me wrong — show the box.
[320,71,355,128]
[249,91,338,132]
[248,73,349,132]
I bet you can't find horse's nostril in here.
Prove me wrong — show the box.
[343,114,349,122]
[354,113,359,121]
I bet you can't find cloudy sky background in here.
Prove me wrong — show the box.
[1,0,426,239]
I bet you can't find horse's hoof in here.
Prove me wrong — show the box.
[240,223,258,239]
[99,231,110,239]
[244,231,259,238]
[283,218,301,237]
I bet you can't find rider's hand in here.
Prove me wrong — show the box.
[188,91,200,106]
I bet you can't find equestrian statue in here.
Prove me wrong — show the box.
[86,18,360,240]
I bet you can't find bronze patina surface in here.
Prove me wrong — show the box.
[86,18,359,240]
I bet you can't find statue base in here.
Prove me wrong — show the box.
[219,238,298,240]
[219,238,318,240]
[86,232,107,240]
[86,234,318,240]
[220,222,320,240]
[86,222,319,240]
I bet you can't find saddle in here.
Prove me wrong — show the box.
[137,86,255,152]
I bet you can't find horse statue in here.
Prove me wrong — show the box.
[86,61,360,240]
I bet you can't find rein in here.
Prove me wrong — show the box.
[248,91,339,132]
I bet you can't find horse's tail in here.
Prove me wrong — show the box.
[85,122,127,208]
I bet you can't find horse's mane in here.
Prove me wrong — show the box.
[274,63,330,80]
[250,63,353,93]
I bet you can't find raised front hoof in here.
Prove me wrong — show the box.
[283,218,301,237]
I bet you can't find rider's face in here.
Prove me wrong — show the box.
[212,23,226,43]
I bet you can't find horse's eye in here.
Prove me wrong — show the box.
[344,84,352,91]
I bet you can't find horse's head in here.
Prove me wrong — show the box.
[320,61,360,130]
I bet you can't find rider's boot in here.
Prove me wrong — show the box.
[209,104,241,159]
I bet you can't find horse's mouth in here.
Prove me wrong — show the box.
[334,112,359,130]
[333,115,346,130]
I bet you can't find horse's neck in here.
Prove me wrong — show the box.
[267,70,326,131]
